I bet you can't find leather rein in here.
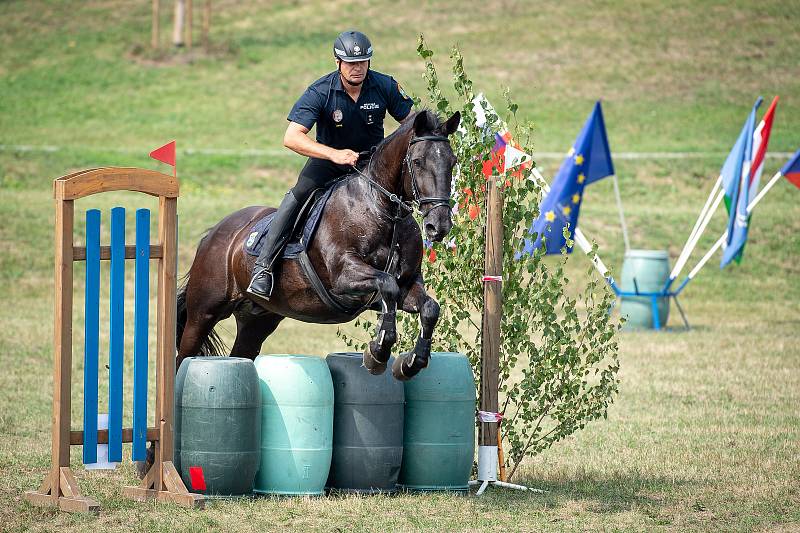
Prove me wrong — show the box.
[351,134,453,220]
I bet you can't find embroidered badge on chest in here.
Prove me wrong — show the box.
[333,109,343,123]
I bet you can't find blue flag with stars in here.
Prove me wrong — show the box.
[521,101,615,255]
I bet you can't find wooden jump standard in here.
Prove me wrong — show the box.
[24,167,203,513]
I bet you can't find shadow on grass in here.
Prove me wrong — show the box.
[471,469,688,516]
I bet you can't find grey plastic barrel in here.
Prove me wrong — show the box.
[399,352,476,491]
[619,249,671,329]
[253,354,334,495]
[325,352,404,493]
[174,356,262,497]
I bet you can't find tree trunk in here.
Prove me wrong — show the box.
[172,0,185,47]
[151,0,160,49]
[185,0,193,50]
[202,0,211,51]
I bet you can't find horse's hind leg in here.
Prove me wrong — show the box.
[178,302,230,365]
[177,267,238,366]
[230,302,284,360]
[392,279,439,381]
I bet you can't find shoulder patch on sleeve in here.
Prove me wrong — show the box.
[397,81,411,100]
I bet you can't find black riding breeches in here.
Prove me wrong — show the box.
[291,158,351,202]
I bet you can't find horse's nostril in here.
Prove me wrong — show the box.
[425,223,436,235]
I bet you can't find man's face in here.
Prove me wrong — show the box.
[337,59,369,86]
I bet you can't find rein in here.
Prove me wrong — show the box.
[350,134,452,219]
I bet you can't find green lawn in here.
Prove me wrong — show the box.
[1,1,799,531]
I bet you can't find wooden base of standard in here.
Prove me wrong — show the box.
[122,460,204,509]
[24,467,100,514]
[24,461,204,513]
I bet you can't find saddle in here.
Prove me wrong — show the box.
[244,179,381,316]
[244,185,335,260]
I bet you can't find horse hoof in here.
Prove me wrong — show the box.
[391,355,413,381]
[363,348,388,375]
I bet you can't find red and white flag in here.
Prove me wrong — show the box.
[748,96,778,196]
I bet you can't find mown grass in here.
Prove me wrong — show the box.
[1,0,799,531]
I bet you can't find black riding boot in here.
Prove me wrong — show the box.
[247,190,302,301]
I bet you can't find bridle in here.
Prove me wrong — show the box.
[351,133,453,220]
[405,135,453,217]
[340,131,453,299]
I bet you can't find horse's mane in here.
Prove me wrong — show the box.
[376,108,444,150]
[365,109,444,177]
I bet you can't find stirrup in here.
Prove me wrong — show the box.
[247,268,275,301]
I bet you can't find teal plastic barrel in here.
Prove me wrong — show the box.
[399,352,476,491]
[253,354,334,495]
[619,249,671,329]
[325,352,404,493]
[174,357,261,496]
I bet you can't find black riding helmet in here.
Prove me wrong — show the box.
[333,30,373,62]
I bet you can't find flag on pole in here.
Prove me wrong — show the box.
[521,101,614,255]
[782,149,800,189]
[149,140,176,167]
[732,96,778,262]
[750,97,778,192]
[482,131,532,179]
[721,99,761,268]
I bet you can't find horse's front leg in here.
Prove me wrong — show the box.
[393,279,439,381]
[333,258,400,375]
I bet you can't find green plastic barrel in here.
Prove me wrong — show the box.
[399,352,476,491]
[619,249,671,329]
[174,357,261,496]
[325,352,404,493]
[253,354,334,495]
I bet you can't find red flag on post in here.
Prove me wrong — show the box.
[149,140,176,167]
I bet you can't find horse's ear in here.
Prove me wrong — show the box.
[443,111,461,136]
[413,110,432,135]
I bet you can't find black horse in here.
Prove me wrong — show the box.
[177,110,460,380]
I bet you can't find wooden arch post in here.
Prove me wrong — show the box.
[24,167,203,513]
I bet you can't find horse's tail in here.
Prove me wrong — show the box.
[176,276,227,356]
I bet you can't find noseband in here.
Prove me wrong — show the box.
[405,135,453,217]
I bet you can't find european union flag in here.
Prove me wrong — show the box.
[521,101,614,255]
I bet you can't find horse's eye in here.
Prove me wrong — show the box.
[413,159,423,167]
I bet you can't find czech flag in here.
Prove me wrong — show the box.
[781,149,800,190]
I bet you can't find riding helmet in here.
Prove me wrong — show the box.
[333,30,373,62]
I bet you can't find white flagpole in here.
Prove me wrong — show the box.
[670,188,725,280]
[669,174,723,280]
[611,175,630,252]
[681,170,782,283]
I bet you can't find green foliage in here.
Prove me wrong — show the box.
[340,38,622,480]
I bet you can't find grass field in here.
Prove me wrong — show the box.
[2,1,800,531]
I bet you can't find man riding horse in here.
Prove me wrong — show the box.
[247,30,414,301]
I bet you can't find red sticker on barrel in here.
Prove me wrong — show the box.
[189,466,206,491]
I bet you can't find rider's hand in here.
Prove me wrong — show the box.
[331,149,360,166]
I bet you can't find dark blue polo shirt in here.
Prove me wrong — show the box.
[287,70,414,153]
